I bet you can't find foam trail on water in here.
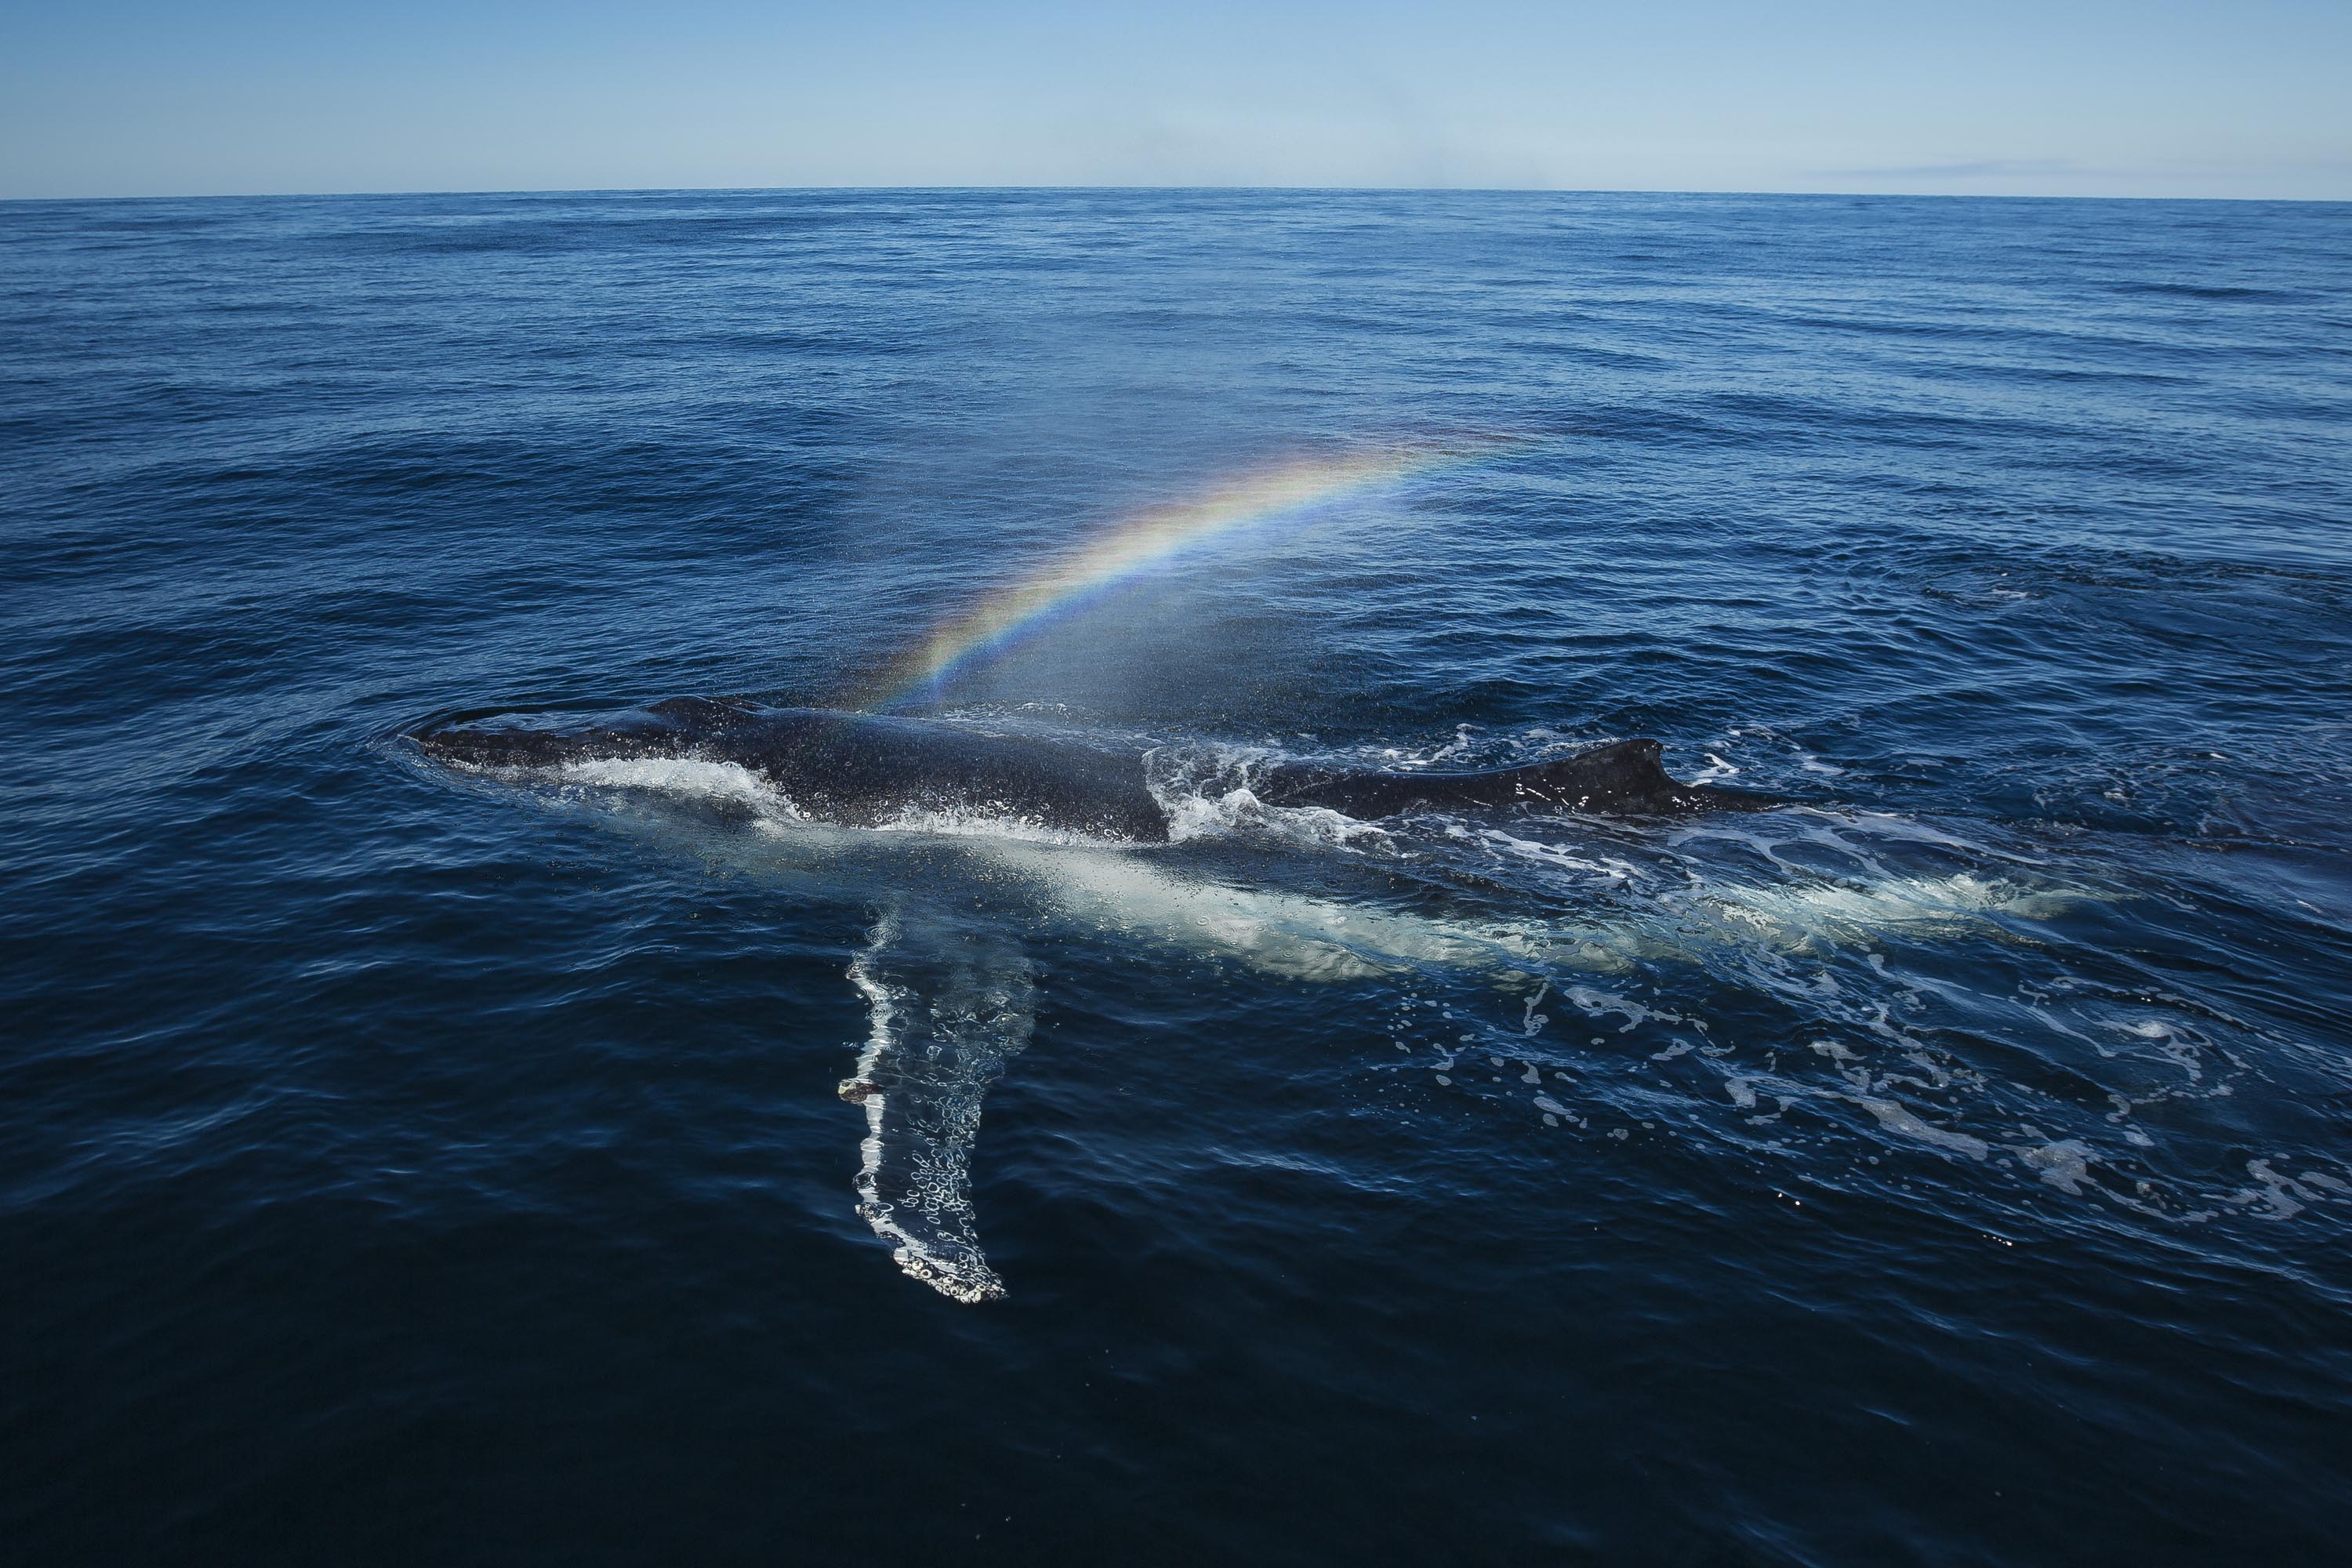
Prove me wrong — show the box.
[841,911,1036,1304]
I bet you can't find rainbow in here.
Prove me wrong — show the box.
[864,442,1499,707]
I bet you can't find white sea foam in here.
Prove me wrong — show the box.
[844,914,1033,1304]
[559,755,1142,847]
[2100,1018,2206,1082]
[1853,1096,1990,1160]
[1142,742,1393,851]
[1690,753,1740,783]
[1475,829,1629,880]
[1562,985,1683,1031]
[2019,1138,2096,1194]
[2229,1160,2351,1221]
[559,756,786,811]
[866,802,1136,847]
[1156,783,1389,851]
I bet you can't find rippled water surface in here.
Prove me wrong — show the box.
[5,190,2351,1563]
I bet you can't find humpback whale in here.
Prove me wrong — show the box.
[401,698,2111,1308]
[407,695,1772,839]
[406,695,1786,1301]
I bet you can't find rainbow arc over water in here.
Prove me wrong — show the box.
[864,441,1499,707]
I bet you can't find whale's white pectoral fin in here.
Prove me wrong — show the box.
[842,911,1035,1303]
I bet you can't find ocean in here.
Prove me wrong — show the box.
[4,188,2349,1563]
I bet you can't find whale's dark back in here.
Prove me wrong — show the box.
[408,699,1773,840]
[734,706,1173,842]
[1254,738,1748,818]
[411,699,1176,842]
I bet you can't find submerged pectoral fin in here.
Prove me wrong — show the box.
[842,912,1036,1303]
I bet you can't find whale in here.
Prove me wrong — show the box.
[407,695,1776,840]
[400,698,2103,1308]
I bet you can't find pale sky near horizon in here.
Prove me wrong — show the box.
[4,0,2347,201]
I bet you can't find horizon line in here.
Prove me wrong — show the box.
[5,181,2347,207]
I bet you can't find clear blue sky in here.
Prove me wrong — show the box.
[5,0,2347,199]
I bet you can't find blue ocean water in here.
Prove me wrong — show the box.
[4,188,2350,1563]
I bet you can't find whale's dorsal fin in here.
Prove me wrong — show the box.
[1523,738,1674,804]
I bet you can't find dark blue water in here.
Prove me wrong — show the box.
[5,190,2351,1563]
